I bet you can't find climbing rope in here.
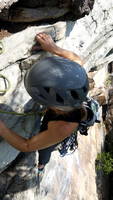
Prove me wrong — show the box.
[0,109,43,116]
[0,74,11,94]
[0,110,34,116]
[0,109,44,116]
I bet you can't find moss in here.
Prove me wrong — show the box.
[96,130,113,175]
[96,152,113,175]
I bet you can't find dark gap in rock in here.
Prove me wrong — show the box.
[89,66,97,72]
[108,62,113,74]
[0,12,74,34]
[106,48,113,57]
[102,104,108,121]
[3,153,26,171]
[0,0,95,35]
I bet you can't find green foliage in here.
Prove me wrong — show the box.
[96,152,113,175]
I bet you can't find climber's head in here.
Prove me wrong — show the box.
[24,56,89,110]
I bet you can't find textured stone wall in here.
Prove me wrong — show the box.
[0,0,113,199]
[0,0,18,11]
[0,0,94,21]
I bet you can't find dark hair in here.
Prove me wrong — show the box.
[49,106,87,123]
[66,107,87,121]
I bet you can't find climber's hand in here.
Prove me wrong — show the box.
[35,33,58,53]
[33,33,84,65]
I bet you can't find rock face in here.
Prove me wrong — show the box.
[0,0,18,12]
[0,0,113,199]
[0,0,95,22]
[72,0,94,17]
[0,22,66,70]
[0,7,70,22]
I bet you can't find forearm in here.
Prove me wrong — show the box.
[27,129,68,152]
[0,127,51,152]
[0,127,49,152]
[51,46,84,65]
[0,127,29,152]
[0,125,70,152]
[0,120,78,152]
[36,33,83,65]
[28,121,78,151]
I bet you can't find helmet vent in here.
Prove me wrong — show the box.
[56,93,64,103]
[70,90,79,99]
[44,87,50,93]
[39,94,45,99]
[83,86,87,93]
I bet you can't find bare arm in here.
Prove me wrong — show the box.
[35,33,84,65]
[0,120,78,152]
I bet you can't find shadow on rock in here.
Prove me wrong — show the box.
[0,101,42,198]
[0,152,39,198]
[0,101,41,172]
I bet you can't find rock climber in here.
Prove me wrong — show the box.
[0,33,89,174]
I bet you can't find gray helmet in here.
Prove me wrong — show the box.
[24,56,89,108]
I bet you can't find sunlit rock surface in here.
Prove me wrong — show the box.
[0,0,113,199]
[0,0,18,11]
[38,124,106,200]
